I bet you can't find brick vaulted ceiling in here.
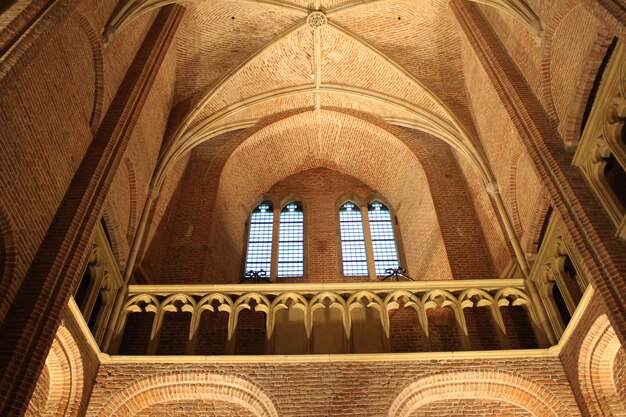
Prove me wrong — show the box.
[173,0,465,126]
[134,0,512,191]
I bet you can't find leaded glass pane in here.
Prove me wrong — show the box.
[278,202,304,277]
[368,201,399,275]
[244,202,273,276]
[340,202,369,276]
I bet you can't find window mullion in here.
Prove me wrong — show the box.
[270,206,280,282]
[361,208,377,281]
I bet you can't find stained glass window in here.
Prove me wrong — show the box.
[340,202,369,276]
[244,202,273,276]
[278,202,304,277]
[368,201,399,275]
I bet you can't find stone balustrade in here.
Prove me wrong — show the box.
[108,279,548,355]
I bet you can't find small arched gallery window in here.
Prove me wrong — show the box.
[339,202,369,276]
[368,201,399,275]
[278,202,304,277]
[244,202,274,276]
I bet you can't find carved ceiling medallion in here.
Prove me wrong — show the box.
[307,11,327,29]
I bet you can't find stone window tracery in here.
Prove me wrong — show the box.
[243,197,404,280]
[529,213,589,340]
[573,41,626,240]
[602,151,626,210]
[72,221,123,346]
[339,199,404,279]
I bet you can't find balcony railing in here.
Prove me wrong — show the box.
[73,213,591,357]
[106,279,548,355]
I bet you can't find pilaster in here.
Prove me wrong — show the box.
[0,6,185,415]
[451,0,626,347]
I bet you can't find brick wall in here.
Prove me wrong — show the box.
[464,306,501,350]
[62,308,100,417]
[156,312,192,355]
[106,39,178,265]
[394,128,496,278]
[540,6,607,140]
[118,313,155,356]
[389,306,424,353]
[233,308,267,355]
[134,400,255,417]
[476,2,609,143]
[474,3,545,106]
[460,32,549,266]
[7,1,626,415]
[0,15,95,320]
[147,131,244,283]
[454,152,513,275]
[205,110,454,282]
[515,153,550,253]
[500,306,539,349]
[0,0,158,321]
[151,122,455,283]
[87,357,580,416]
[24,306,100,416]
[139,153,191,281]
[614,347,626,407]
[427,306,463,352]
[328,0,481,147]
[75,0,155,114]
[195,307,229,355]
[558,294,622,417]
[411,398,532,416]
[25,363,49,416]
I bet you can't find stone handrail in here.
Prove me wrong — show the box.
[109,278,548,355]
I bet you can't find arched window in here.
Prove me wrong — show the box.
[278,202,304,277]
[573,40,626,239]
[368,201,399,275]
[602,152,626,211]
[339,202,369,276]
[244,202,274,276]
[100,218,113,248]
[552,282,572,328]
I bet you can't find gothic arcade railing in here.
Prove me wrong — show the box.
[108,279,548,356]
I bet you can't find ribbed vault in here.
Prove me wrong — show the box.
[117,0,539,282]
[116,0,514,193]
[104,0,542,46]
